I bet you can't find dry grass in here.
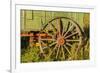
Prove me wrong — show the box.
[21,39,89,63]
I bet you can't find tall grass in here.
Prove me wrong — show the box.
[21,39,89,63]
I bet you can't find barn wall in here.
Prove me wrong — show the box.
[20,10,90,31]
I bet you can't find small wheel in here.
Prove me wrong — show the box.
[39,17,83,60]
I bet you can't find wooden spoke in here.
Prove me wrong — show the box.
[42,41,57,49]
[41,38,55,41]
[61,46,65,59]
[65,32,78,39]
[40,45,44,53]
[50,23,57,32]
[63,45,71,56]
[42,46,48,49]
[41,41,47,46]
[41,41,56,48]
[43,30,54,38]
[66,39,80,42]
[49,42,57,47]
[63,21,70,35]
[47,44,58,58]
[39,36,44,53]
[65,43,72,47]
[64,24,74,37]
[67,21,70,31]
[57,18,63,36]
[56,45,60,59]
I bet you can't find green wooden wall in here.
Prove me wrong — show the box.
[20,10,90,31]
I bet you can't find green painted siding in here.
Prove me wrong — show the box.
[20,10,90,31]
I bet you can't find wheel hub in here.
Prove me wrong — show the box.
[57,37,65,45]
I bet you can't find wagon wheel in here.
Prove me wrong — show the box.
[39,17,83,60]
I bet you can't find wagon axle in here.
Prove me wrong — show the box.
[57,36,65,45]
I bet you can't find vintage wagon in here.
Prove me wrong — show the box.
[21,10,89,60]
